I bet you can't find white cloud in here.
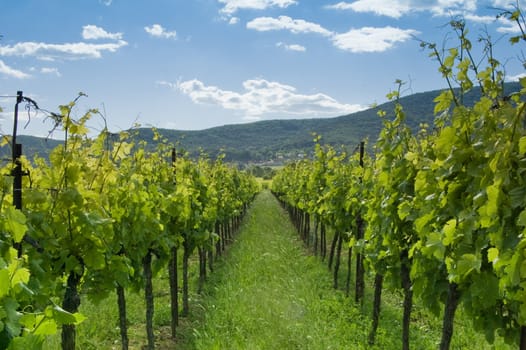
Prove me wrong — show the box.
[99,0,113,5]
[429,0,477,16]
[248,15,417,53]
[229,17,240,25]
[0,60,30,79]
[144,24,177,39]
[276,42,306,52]
[41,67,61,77]
[36,56,56,62]
[247,16,333,36]
[156,80,177,89]
[326,1,410,18]
[332,26,418,53]
[325,0,481,18]
[174,78,365,117]
[464,14,497,24]
[0,40,128,60]
[82,25,123,40]
[325,1,354,10]
[506,72,526,82]
[496,16,523,33]
[219,0,297,15]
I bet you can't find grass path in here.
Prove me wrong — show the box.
[177,190,390,349]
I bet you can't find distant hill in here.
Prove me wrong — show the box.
[0,135,61,163]
[139,81,520,163]
[4,82,521,164]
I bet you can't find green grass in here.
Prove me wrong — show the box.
[42,190,515,349]
[176,190,375,349]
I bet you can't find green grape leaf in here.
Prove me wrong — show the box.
[84,250,105,270]
[509,187,526,209]
[8,334,45,350]
[456,253,481,279]
[479,181,501,228]
[10,267,29,287]
[504,252,522,286]
[0,270,9,298]
[470,271,499,309]
[519,136,526,154]
[415,211,433,234]
[51,305,84,325]
[445,48,458,67]
[397,201,412,221]
[5,207,27,243]
[423,232,445,260]
[18,313,35,330]
[442,219,457,246]
[487,247,499,264]
[518,209,526,227]
[434,91,453,115]
[33,316,57,335]
[435,126,456,158]
[4,298,21,338]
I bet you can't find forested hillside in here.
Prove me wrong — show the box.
[4,82,520,164]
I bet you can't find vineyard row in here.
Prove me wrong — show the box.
[0,98,259,350]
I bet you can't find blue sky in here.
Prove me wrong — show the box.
[1,0,524,137]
